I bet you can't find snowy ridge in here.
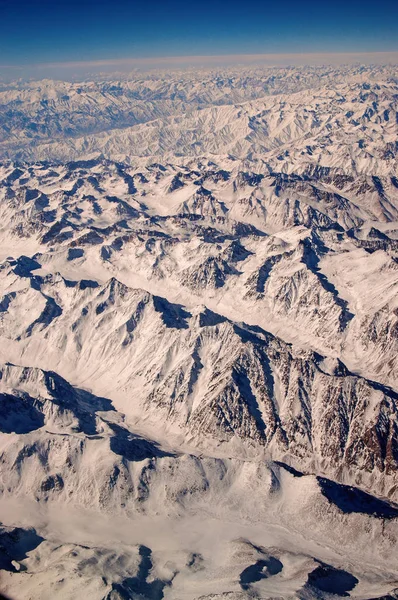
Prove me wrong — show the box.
[1,69,397,179]
[1,65,398,599]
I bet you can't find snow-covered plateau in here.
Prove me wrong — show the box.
[0,64,398,599]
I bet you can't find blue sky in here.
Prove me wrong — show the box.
[0,0,397,67]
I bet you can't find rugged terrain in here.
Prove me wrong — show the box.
[0,64,398,599]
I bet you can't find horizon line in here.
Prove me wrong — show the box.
[2,50,398,70]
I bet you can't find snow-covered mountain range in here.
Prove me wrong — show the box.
[1,64,398,599]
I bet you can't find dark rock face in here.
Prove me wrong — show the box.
[240,556,283,590]
[104,546,172,600]
[168,174,185,193]
[0,526,44,571]
[303,564,359,597]
[40,474,64,492]
[0,393,45,434]
[317,477,398,519]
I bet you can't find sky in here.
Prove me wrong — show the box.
[0,0,397,75]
